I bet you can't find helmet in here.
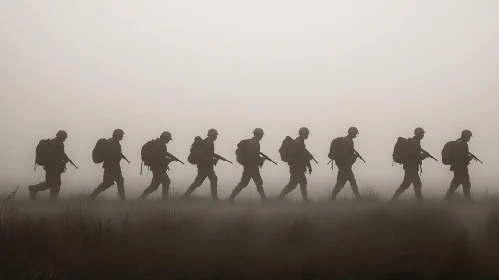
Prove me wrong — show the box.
[56,130,68,138]
[207,128,218,136]
[414,127,425,134]
[461,129,473,138]
[160,131,172,140]
[253,128,264,135]
[113,129,125,136]
[298,127,310,135]
[348,127,359,134]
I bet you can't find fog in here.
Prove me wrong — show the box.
[1,0,498,199]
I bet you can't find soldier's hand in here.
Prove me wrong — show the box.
[308,167,313,174]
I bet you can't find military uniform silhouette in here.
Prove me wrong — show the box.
[182,129,220,200]
[28,130,70,200]
[329,127,363,201]
[277,127,311,202]
[390,127,429,202]
[228,128,267,202]
[444,130,474,201]
[139,131,175,200]
[90,129,126,200]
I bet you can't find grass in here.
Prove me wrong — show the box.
[1,186,499,279]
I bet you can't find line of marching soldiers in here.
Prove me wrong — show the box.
[27,127,482,202]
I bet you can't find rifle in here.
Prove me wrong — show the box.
[354,149,366,163]
[421,149,438,162]
[214,153,233,164]
[310,155,319,165]
[167,152,185,165]
[469,152,483,164]
[67,158,79,169]
[122,154,131,164]
[260,152,277,165]
[327,160,332,165]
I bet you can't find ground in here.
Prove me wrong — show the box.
[1,188,499,280]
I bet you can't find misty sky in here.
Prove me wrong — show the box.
[1,1,498,199]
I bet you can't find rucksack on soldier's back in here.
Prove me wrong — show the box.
[328,137,344,160]
[141,139,157,167]
[188,136,204,165]
[441,140,456,165]
[235,139,250,165]
[92,138,109,164]
[279,136,294,162]
[35,139,53,167]
[392,137,409,164]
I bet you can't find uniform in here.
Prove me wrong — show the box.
[183,137,218,199]
[229,138,266,200]
[90,138,126,199]
[29,139,69,199]
[140,139,172,199]
[391,138,425,201]
[330,137,361,200]
[445,139,472,200]
[278,137,309,201]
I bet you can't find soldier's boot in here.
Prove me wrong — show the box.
[328,186,341,203]
[28,185,37,200]
[389,188,405,202]
[228,184,245,202]
[414,188,424,202]
[210,185,219,201]
[351,184,363,201]
[162,185,170,201]
[463,187,472,202]
[277,185,293,200]
[255,185,268,202]
[116,181,126,201]
[300,186,310,203]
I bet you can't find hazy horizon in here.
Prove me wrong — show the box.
[1,1,498,199]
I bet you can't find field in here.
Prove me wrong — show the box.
[2,187,499,280]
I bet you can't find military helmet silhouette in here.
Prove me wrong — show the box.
[414,127,425,134]
[113,129,125,136]
[298,127,310,135]
[207,128,219,136]
[253,128,264,135]
[348,127,359,134]
[161,131,172,140]
[56,130,68,138]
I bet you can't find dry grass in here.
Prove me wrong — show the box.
[1,186,499,280]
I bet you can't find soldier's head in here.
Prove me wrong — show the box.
[112,129,125,141]
[253,128,264,141]
[298,127,310,140]
[461,129,472,142]
[207,128,218,141]
[160,131,172,144]
[414,127,425,141]
[55,130,67,143]
[347,127,359,139]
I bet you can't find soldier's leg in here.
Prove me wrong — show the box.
[115,168,126,200]
[252,168,267,200]
[161,173,171,200]
[228,167,252,200]
[412,171,423,201]
[330,168,348,201]
[90,169,115,198]
[347,169,362,200]
[207,169,219,200]
[461,171,472,201]
[182,168,208,198]
[298,173,309,202]
[28,172,50,199]
[390,171,412,201]
[49,172,62,200]
[139,170,162,200]
[444,171,462,200]
[278,173,299,199]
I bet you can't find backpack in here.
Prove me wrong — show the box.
[279,136,294,162]
[235,139,251,165]
[141,139,157,167]
[35,139,53,167]
[92,138,109,164]
[188,136,204,165]
[392,137,409,164]
[441,141,456,165]
[328,137,344,160]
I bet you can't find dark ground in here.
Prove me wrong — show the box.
[1,188,499,280]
